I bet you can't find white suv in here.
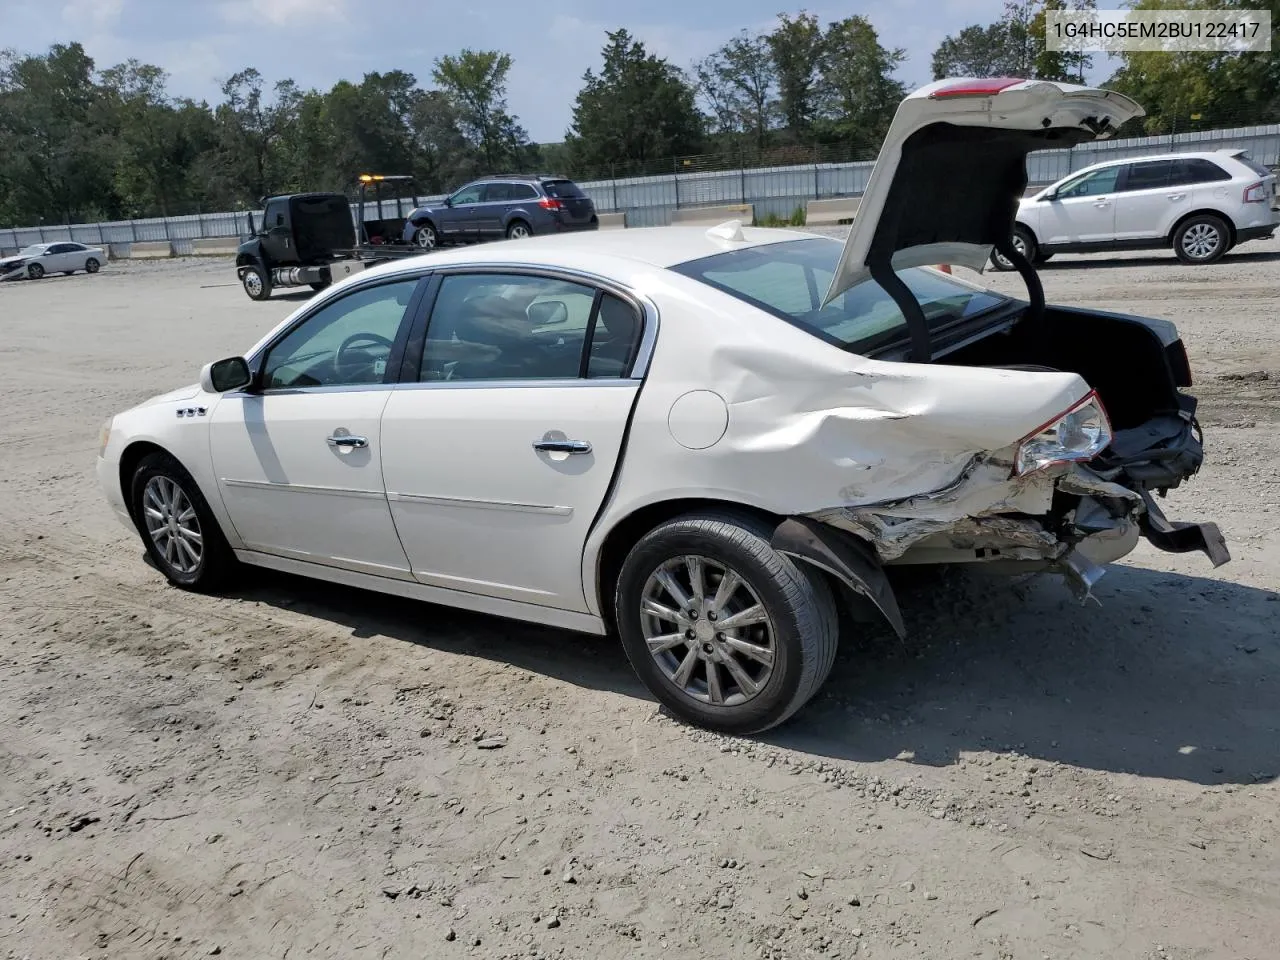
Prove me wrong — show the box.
[992,149,1278,269]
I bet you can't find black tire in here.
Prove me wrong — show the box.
[1173,213,1230,265]
[614,511,839,735]
[413,224,437,250]
[506,219,532,240]
[241,262,272,300]
[27,262,45,280]
[990,225,1037,271]
[85,257,101,273]
[129,452,237,592]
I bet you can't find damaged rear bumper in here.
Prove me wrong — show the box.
[801,409,1229,608]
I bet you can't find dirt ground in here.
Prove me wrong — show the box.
[1,235,1278,960]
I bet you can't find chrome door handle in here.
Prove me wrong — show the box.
[327,435,368,448]
[533,439,592,455]
[1093,200,1111,207]
[1167,193,1186,201]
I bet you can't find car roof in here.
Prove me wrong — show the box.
[376,224,827,274]
[476,173,573,182]
[1070,149,1249,174]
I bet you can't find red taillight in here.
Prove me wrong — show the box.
[1243,181,1268,203]
[538,197,564,211]
[929,77,1026,99]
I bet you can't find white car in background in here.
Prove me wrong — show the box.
[992,148,1279,269]
[0,241,107,281]
[97,78,1230,735]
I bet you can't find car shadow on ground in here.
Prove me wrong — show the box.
[1040,249,1280,271]
[225,560,1279,788]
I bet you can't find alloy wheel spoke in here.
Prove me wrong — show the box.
[722,655,759,697]
[654,567,693,613]
[716,603,766,631]
[722,635,774,667]
[684,556,706,606]
[711,570,740,612]
[645,632,686,654]
[706,660,725,704]
[672,647,700,688]
[641,598,690,627]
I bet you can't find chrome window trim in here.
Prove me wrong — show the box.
[244,271,434,370]
[393,377,639,392]
[421,261,660,380]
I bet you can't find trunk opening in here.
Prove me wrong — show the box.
[945,305,1182,430]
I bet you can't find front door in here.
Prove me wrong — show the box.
[1037,165,1121,245]
[209,275,425,577]
[379,271,647,610]
[261,198,293,263]
[439,183,484,242]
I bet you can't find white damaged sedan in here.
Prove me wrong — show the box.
[98,79,1229,733]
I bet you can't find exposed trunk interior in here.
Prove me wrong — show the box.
[945,305,1186,430]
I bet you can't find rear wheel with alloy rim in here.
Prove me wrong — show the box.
[506,220,531,240]
[130,452,236,590]
[615,512,839,734]
[989,225,1037,271]
[85,257,101,273]
[1173,214,1229,264]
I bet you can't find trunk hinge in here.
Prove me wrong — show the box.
[993,236,1045,322]
[870,259,931,363]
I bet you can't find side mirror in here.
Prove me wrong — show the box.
[442,196,453,207]
[528,300,568,325]
[200,356,252,394]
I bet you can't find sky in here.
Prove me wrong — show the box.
[4,0,1120,142]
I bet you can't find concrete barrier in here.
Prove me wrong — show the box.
[806,197,861,225]
[670,203,754,226]
[597,212,626,230]
[128,241,174,259]
[191,237,241,256]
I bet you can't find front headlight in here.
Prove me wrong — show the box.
[98,418,113,457]
[1014,391,1111,476]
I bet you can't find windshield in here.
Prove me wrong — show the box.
[670,237,1010,354]
[19,245,45,255]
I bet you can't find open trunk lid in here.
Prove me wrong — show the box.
[826,78,1143,310]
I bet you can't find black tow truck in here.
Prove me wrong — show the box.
[235,174,428,301]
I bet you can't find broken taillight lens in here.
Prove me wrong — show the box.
[1014,391,1112,476]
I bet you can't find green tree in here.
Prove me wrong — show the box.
[931,23,1019,79]
[432,50,527,171]
[816,16,906,152]
[693,30,776,149]
[214,68,302,202]
[765,11,824,137]
[565,29,703,174]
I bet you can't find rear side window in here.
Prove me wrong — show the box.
[1122,160,1175,191]
[542,180,586,199]
[511,183,539,200]
[1235,154,1274,178]
[1175,158,1233,183]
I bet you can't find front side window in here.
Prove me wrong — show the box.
[1122,160,1175,192]
[420,273,604,382]
[1056,166,1121,198]
[671,237,1009,356]
[262,279,420,389]
[450,184,484,205]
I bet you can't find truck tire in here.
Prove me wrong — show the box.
[241,263,272,301]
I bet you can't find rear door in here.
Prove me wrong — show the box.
[1112,159,1186,241]
[378,270,647,611]
[543,179,595,227]
[475,182,512,238]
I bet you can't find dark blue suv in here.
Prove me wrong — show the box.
[400,174,598,250]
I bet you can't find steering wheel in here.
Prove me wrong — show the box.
[335,331,395,375]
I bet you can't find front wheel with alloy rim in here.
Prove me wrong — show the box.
[241,263,272,300]
[1173,214,1230,264]
[27,263,45,280]
[413,224,437,250]
[130,452,236,591]
[614,512,839,735]
[989,226,1038,271]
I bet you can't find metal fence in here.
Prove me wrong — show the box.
[2,122,1277,254]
